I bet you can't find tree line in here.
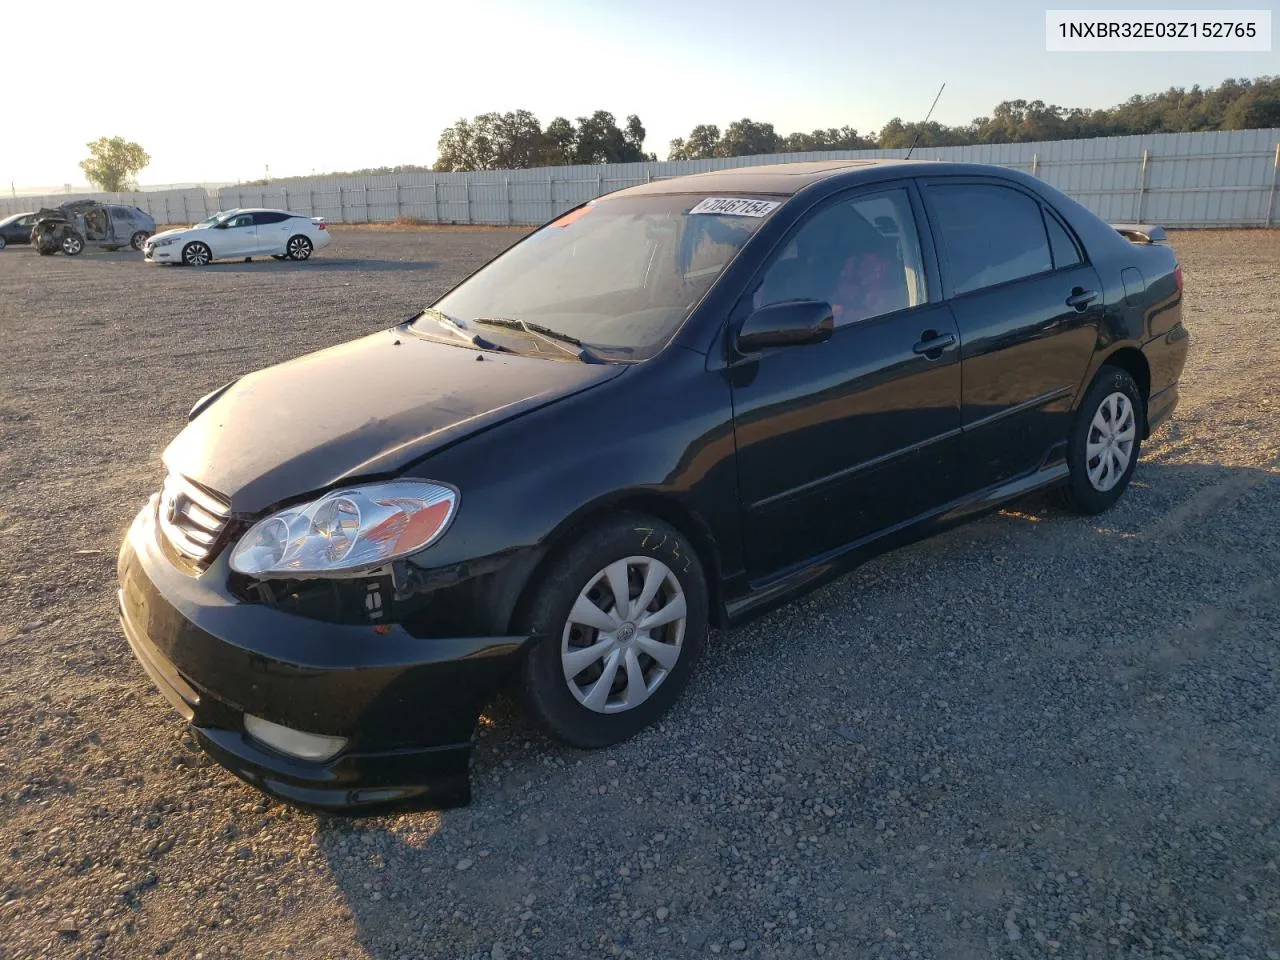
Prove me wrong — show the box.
[231,75,1277,183]
[420,76,1278,174]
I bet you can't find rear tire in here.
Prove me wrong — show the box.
[1055,366,1143,514]
[286,235,313,261]
[517,513,709,749]
[62,233,84,256]
[130,231,149,251]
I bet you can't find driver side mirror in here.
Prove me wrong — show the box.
[214,222,230,229]
[735,299,834,353]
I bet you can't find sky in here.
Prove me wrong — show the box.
[4,0,1276,192]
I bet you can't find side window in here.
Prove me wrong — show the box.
[111,206,134,221]
[753,187,927,326]
[1044,208,1082,269]
[926,184,1052,296]
[253,212,288,226]
[227,214,254,228]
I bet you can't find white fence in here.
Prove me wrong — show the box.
[5,129,1279,228]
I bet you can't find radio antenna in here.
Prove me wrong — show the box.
[904,83,946,160]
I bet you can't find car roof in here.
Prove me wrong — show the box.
[609,158,1016,198]
[232,208,302,215]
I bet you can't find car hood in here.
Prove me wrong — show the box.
[148,227,190,242]
[163,327,627,514]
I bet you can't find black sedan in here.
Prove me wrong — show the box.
[0,211,36,249]
[117,159,1188,811]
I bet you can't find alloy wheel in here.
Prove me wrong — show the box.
[183,243,211,266]
[288,236,312,260]
[62,235,83,255]
[1086,391,1136,492]
[560,556,687,714]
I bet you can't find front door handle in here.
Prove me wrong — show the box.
[1066,288,1098,310]
[912,331,958,357]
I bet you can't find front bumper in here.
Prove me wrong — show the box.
[143,240,180,262]
[116,500,533,812]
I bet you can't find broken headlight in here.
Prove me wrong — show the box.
[229,481,459,579]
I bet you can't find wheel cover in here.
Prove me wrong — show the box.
[1086,391,1136,492]
[560,556,687,714]
[289,237,312,259]
[184,244,210,265]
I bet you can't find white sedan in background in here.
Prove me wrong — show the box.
[144,209,331,266]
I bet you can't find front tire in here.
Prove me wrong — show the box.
[0,236,7,250]
[286,235,313,260]
[518,513,709,749]
[1056,366,1143,514]
[182,241,212,266]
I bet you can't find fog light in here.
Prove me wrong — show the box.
[243,714,347,761]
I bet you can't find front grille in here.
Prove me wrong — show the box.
[158,473,231,563]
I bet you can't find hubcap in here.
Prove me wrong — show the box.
[1086,391,1136,492]
[561,556,687,714]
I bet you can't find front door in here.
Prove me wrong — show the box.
[919,179,1105,490]
[728,184,964,580]
[212,212,258,257]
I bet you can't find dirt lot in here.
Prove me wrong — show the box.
[1,228,1277,960]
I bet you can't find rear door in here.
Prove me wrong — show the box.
[109,206,135,242]
[919,178,1104,492]
[251,211,291,254]
[728,183,963,579]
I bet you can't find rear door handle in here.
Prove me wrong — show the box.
[912,331,957,357]
[1066,288,1098,310]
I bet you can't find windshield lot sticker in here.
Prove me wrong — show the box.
[688,197,780,218]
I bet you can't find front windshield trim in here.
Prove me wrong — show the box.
[419,192,787,363]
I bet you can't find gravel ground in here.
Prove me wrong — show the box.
[0,228,1277,960]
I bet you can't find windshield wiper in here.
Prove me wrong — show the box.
[470,317,606,363]
[412,308,509,352]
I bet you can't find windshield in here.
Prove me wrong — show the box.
[195,211,232,228]
[421,193,781,360]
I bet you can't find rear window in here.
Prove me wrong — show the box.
[926,183,1053,295]
[253,212,290,225]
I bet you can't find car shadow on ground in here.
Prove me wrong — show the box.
[303,459,1280,958]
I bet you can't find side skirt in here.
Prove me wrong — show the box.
[724,461,1070,627]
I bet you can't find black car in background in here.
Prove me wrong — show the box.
[0,211,36,249]
[117,159,1188,811]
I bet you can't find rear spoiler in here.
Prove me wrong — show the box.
[1111,222,1168,245]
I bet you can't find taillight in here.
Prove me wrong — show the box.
[316,222,327,231]
[1174,264,1183,291]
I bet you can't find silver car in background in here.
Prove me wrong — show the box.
[30,200,156,255]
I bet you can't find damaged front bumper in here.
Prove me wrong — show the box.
[117,500,533,813]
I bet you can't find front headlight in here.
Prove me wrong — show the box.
[229,481,459,579]
[152,236,179,247]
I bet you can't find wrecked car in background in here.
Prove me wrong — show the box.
[30,200,156,256]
